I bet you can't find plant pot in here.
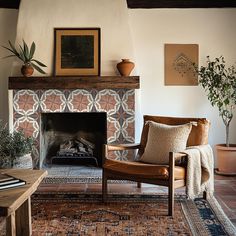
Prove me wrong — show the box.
[0,154,33,169]
[21,64,34,77]
[13,153,33,169]
[215,144,236,176]
[117,59,135,76]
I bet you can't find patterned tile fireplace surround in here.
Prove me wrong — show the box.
[11,87,136,168]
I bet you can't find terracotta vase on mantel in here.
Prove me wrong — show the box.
[21,63,34,77]
[117,59,135,76]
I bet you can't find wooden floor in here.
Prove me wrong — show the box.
[37,174,236,227]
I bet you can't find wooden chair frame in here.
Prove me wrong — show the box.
[102,115,210,216]
[102,144,207,216]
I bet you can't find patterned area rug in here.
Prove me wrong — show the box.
[1,194,234,236]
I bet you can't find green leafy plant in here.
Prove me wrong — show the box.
[196,56,236,147]
[2,40,47,74]
[0,120,34,167]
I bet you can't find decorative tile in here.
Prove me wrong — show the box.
[114,150,129,161]
[107,118,121,143]
[122,90,135,116]
[68,90,93,112]
[121,116,135,143]
[13,90,39,115]
[14,116,39,138]
[95,90,120,116]
[41,90,66,112]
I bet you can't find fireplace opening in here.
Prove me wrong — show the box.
[40,112,107,168]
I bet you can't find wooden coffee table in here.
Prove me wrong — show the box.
[0,169,47,236]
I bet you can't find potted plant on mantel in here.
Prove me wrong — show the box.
[0,121,34,169]
[2,40,47,77]
[196,56,236,175]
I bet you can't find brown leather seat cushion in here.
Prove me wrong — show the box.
[103,159,185,180]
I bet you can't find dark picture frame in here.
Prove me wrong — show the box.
[54,28,100,76]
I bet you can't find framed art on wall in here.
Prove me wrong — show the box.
[164,44,199,86]
[54,28,100,76]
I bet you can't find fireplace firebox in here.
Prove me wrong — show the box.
[40,112,107,168]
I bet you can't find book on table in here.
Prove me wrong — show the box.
[0,173,26,190]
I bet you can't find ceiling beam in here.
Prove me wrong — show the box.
[127,0,236,8]
[0,0,20,9]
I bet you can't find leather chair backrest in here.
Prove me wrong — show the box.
[139,115,210,155]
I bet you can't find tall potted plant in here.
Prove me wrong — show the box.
[196,56,236,175]
[2,40,47,77]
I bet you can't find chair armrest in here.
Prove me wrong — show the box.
[169,151,188,182]
[103,143,140,162]
[169,151,188,166]
[105,143,141,151]
[173,152,188,159]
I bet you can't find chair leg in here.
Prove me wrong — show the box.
[168,152,175,216]
[102,170,107,202]
[137,182,141,188]
[168,183,174,216]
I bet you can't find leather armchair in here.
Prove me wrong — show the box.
[102,115,210,216]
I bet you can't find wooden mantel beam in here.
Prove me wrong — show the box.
[2,0,236,9]
[0,0,20,9]
[127,0,236,8]
[8,76,140,90]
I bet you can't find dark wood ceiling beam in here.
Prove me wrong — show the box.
[0,0,20,9]
[127,0,236,8]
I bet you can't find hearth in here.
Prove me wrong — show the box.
[40,112,107,168]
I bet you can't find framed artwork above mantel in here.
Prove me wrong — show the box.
[54,28,101,76]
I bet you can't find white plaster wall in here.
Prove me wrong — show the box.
[129,9,236,148]
[13,0,135,76]
[0,9,18,124]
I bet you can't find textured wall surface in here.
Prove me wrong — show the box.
[0,9,18,123]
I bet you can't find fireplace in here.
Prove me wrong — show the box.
[10,86,137,169]
[40,112,107,168]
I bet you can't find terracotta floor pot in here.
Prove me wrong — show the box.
[215,144,236,175]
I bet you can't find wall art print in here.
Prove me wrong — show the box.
[164,44,198,86]
[54,28,100,76]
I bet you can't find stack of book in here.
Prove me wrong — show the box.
[0,173,26,190]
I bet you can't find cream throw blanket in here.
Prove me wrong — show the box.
[182,144,214,199]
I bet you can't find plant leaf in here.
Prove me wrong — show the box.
[8,40,19,55]
[31,62,46,74]
[23,40,30,59]
[1,45,16,55]
[19,44,27,62]
[18,50,26,62]
[1,55,17,59]
[29,42,35,60]
[31,59,47,67]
